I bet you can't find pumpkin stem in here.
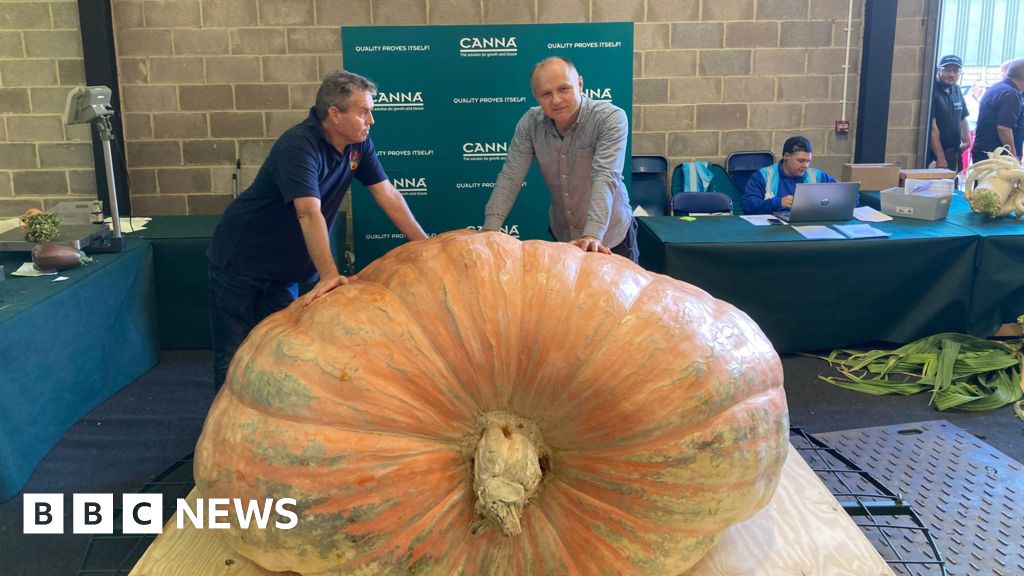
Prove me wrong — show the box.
[471,412,545,537]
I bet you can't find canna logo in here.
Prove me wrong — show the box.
[466,224,521,237]
[374,91,424,111]
[459,36,518,57]
[392,177,429,196]
[462,142,508,161]
[583,88,613,101]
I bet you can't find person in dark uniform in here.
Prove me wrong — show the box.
[1003,59,1024,160]
[928,55,969,172]
[206,70,428,389]
[973,58,1024,163]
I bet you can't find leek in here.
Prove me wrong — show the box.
[815,333,1024,419]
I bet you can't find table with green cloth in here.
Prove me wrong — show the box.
[943,197,1024,335]
[637,215,979,354]
[0,241,159,501]
[130,214,349,350]
[129,216,219,349]
[860,191,1024,335]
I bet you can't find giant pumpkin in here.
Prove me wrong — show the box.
[194,230,788,575]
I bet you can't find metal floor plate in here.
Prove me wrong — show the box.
[816,420,1024,576]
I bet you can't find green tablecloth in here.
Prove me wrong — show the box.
[0,241,159,500]
[130,214,349,349]
[943,197,1024,334]
[860,192,1024,335]
[637,215,979,354]
[130,216,219,349]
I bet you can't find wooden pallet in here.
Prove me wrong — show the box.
[129,444,893,576]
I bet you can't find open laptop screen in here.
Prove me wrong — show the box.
[773,182,860,223]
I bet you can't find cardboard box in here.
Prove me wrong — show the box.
[898,168,956,186]
[840,163,900,191]
[880,187,953,221]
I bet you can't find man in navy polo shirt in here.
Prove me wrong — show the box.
[928,54,970,172]
[741,136,836,215]
[207,69,428,389]
[973,58,1024,163]
[1002,59,1024,159]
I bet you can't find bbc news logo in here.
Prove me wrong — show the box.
[459,36,518,57]
[462,142,507,161]
[374,91,424,111]
[392,176,428,196]
[23,493,298,534]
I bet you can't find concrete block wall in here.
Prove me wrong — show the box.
[0,0,931,216]
[0,0,92,215]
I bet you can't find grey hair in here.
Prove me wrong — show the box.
[1006,58,1024,81]
[530,56,577,82]
[314,70,377,121]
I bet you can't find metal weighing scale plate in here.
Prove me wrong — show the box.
[0,224,110,252]
[816,420,1024,576]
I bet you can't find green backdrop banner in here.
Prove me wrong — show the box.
[342,23,634,269]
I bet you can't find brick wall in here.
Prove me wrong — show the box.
[0,0,931,216]
[0,0,91,215]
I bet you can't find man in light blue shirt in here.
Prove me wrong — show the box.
[741,136,836,215]
[483,56,637,261]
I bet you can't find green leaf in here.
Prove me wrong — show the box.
[817,333,1023,415]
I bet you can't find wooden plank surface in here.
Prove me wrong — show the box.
[130,444,893,576]
[687,444,894,575]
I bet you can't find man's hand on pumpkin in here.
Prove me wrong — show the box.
[304,274,349,307]
[570,236,612,255]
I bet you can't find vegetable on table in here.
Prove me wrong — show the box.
[20,209,61,243]
[31,243,92,272]
[962,147,1024,218]
[193,229,789,576]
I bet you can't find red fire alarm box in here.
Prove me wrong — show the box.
[835,119,850,134]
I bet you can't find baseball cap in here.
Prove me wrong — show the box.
[783,136,812,155]
[938,54,963,69]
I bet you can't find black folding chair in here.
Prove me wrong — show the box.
[630,155,670,216]
[671,192,734,216]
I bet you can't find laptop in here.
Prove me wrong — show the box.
[772,182,860,223]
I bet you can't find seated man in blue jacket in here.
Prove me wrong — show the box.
[741,136,836,214]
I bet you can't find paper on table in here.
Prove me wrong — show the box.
[102,217,152,232]
[632,206,650,217]
[741,215,787,226]
[11,262,57,277]
[0,217,21,235]
[791,225,845,240]
[853,206,892,222]
[832,223,890,239]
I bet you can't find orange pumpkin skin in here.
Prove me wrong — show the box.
[194,230,788,576]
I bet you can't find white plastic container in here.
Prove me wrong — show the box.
[879,187,953,221]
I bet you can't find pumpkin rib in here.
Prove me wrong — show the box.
[559,385,786,461]
[357,235,523,413]
[235,284,483,438]
[533,481,651,575]
[221,372,471,447]
[517,260,658,419]
[337,483,472,572]
[524,504,583,575]
[307,280,484,427]
[347,275,486,420]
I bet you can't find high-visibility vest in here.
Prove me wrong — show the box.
[760,164,824,199]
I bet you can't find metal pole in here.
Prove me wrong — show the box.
[96,116,122,240]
